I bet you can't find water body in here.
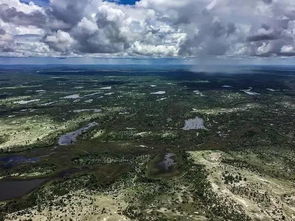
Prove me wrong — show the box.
[157,153,176,172]
[100,86,112,90]
[222,85,232,88]
[182,117,206,130]
[241,87,260,96]
[58,122,98,146]
[0,168,84,201]
[151,91,166,95]
[193,90,204,96]
[266,88,278,92]
[0,155,39,168]
[0,178,47,201]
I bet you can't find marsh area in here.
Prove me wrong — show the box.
[0,65,294,220]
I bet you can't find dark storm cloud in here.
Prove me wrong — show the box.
[72,20,128,54]
[178,16,237,56]
[43,1,130,54]
[0,3,46,28]
[0,28,5,35]
[49,0,87,26]
[2,0,295,57]
[279,51,295,56]
[247,34,279,42]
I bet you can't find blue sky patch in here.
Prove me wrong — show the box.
[106,0,140,5]
[20,0,139,7]
[20,0,49,7]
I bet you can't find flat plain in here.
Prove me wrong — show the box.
[0,65,294,221]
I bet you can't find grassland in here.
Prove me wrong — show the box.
[0,66,294,220]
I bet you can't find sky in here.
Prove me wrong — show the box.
[1,0,295,60]
[20,0,140,6]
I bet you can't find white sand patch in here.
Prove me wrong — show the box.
[84,99,93,103]
[100,86,112,90]
[193,90,205,96]
[63,94,80,99]
[182,117,206,130]
[14,99,40,105]
[73,109,101,113]
[58,122,98,146]
[151,91,166,95]
[241,87,260,96]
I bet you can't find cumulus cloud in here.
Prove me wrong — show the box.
[45,30,75,53]
[1,0,295,57]
[0,28,5,35]
[0,3,46,27]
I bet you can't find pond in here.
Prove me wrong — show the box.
[58,122,98,146]
[0,178,47,201]
[157,153,176,172]
[0,155,39,168]
[0,167,86,201]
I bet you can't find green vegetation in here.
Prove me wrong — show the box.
[0,68,294,220]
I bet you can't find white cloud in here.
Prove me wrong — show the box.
[130,41,179,56]
[1,0,295,57]
[45,30,75,53]
[281,45,294,53]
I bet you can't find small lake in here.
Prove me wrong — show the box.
[157,153,176,172]
[147,152,179,178]
[182,117,206,130]
[0,155,39,168]
[0,167,87,201]
[58,122,98,146]
[0,178,47,201]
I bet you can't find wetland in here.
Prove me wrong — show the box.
[0,65,294,220]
